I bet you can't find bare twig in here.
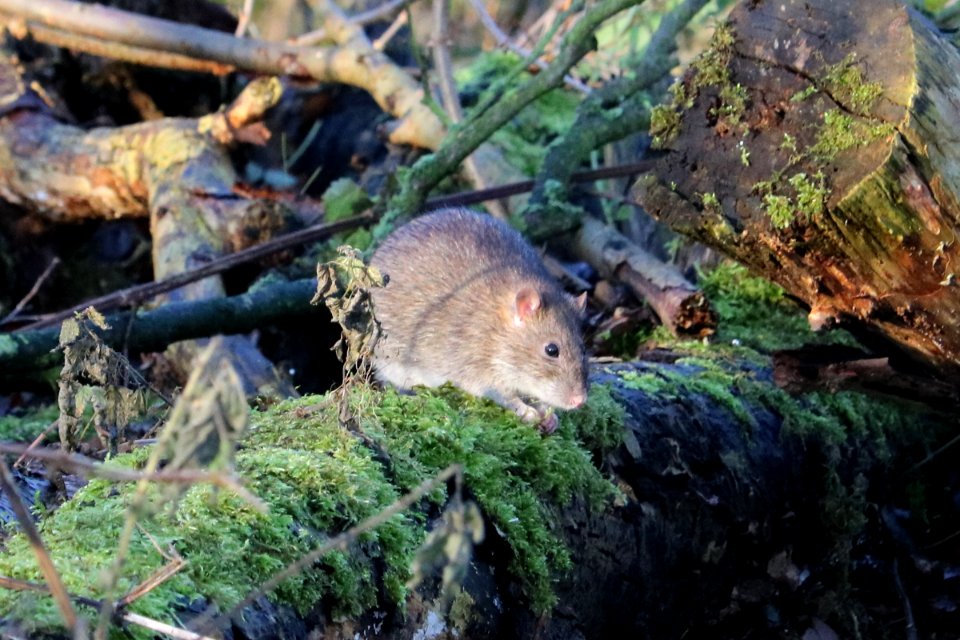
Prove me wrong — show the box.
[296,0,413,45]
[12,420,58,468]
[371,9,408,51]
[3,19,234,75]
[892,558,919,640]
[122,613,217,640]
[0,0,445,148]
[465,0,591,94]
[0,575,217,640]
[0,575,101,609]
[234,0,256,37]
[431,0,509,219]
[194,464,463,635]
[1,256,60,325]
[0,456,77,628]
[117,557,187,608]
[14,213,374,332]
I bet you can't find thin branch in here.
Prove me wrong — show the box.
[0,456,77,628]
[0,0,446,148]
[14,213,374,332]
[0,444,267,512]
[2,20,233,74]
[0,575,216,640]
[371,10,408,51]
[431,0,509,219]
[295,0,414,45]
[1,256,60,325]
[386,0,645,219]
[892,558,919,640]
[117,557,187,608]
[234,0,255,37]
[13,420,58,468]
[465,0,591,94]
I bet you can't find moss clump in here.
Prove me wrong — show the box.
[0,404,421,635]
[700,191,721,211]
[0,385,621,633]
[811,109,895,161]
[763,193,794,229]
[698,262,856,352]
[0,404,58,442]
[357,385,620,612]
[758,171,828,230]
[650,22,738,148]
[650,102,683,148]
[819,55,884,116]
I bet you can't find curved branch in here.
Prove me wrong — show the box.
[0,0,445,148]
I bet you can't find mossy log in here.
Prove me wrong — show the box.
[0,355,939,638]
[635,0,960,375]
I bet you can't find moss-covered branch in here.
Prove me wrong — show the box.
[382,0,646,231]
[0,278,320,376]
[523,0,709,239]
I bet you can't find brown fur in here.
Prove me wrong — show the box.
[370,208,588,421]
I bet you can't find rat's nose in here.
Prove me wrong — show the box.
[567,390,586,409]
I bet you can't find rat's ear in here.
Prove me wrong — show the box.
[514,287,542,325]
[571,291,588,314]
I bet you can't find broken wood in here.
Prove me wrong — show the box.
[572,217,716,336]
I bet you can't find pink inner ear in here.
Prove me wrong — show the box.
[573,291,588,313]
[515,287,542,323]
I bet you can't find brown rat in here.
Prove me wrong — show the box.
[370,208,588,432]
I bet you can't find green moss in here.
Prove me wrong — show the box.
[358,385,620,612]
[812,109,895,161]
[790,85,818,103]
[780,133,797,153]
[691,22,736,89]
[819,55,884,115]
[788,172,827,219]
[0,404,58,442]
[763,193,794,229]
[759,171,828,230]
[700,191,720,210]
[650,103,683,148]
[698,262,855,352]
[448,587,477,633]
[0,385,621,633]
[650,22,739,148]
[713,82,749,135]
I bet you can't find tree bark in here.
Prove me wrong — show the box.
[634,0,960,376]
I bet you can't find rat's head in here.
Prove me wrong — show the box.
[493,285,589,410]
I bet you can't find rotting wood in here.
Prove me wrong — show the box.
[634,0,960,375]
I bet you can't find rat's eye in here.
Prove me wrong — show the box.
[544,343,560,358]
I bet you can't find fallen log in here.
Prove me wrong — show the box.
[0,354,946,638]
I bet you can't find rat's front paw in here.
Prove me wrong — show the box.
[514,403,541,424]
[537,411,558,435]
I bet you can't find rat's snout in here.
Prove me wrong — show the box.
[566,390,587,409]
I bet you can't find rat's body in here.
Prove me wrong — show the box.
[370,208,588,428]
